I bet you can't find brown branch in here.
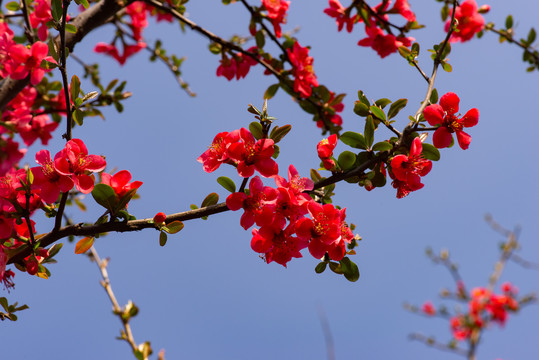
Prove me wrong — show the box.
[409,333,467,357]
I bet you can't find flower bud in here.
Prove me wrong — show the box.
[153,212,166,224]
[478,5,490,14]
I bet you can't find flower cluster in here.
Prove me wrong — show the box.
[449,283,519,341]
[445,0,489,43]
[324,0,416,58]
[261,0,290,38]
[198,128,278,178]
[287,41,319,98]
[216,47,259,81]
[423,92,479,150]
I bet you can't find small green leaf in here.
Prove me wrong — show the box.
[328,261,343,274]
[208,43,221,54]
[272,144,280,159]
[269,124,291,143]
[249,121,263,140]
[353,101,370,117]
[91,184,118,213]
[527,28,536,44]
[65,24,77,34]
[340,131,366,150]
[387,98,408,120]
[505,15,513,29]
[364,116,375,149]
[159,231,167,246]
[78,0,89,9]
[370,105,386,121]
[315,262,327,274]
[264,83,279,100]
[217,176,236,193]
[372,141,393,152]
[421,142,441,161]
[374,98,391,109]
[70,75,80,101]
[51,0,62,22]
[201,192,219,208]
[255,30,265,49]
[441,61,452,72]
[165,221,184,234]
[429,88,439,104]
[5,1,20,11]
[340,257,360,282]
[338,151,357,170]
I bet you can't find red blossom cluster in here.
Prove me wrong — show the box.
[445,0,489,43]
[287,41,319,98]
[216,47,259,81]
[198,128,355,266]
[261,0,290,38]
[317,134,338,171]
[450,283,519,341]
[324,0,416,58]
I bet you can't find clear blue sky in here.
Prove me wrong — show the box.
[3,1,539,359]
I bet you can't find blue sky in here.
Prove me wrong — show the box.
[3,1,539,359]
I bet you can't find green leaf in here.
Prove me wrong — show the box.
[91,184,119,213]
[441,61,452,72]
[201,192,219,208]
[159,231,167,246]
[338,151,357,170]
[269,124,291,143]
[527,28,537,44]
[315,262,327,274]
[47,243,63,258]
[421,142,441,161]
[208,42,221,54]
[340,131,367,150]
[264,83,279,100]
[5,1,20,11]
[73,109,83,126]
[398,46,412,58]
[272,144,280,159]
[340,257,360,282]
[75,237,94,254]
[353,101,370,117]
[364,116,375,149]
[65,24,77,34]
[505,15,513,29]
[374,98,392,109]
[217,176,236,193]
[116,188,138,212]
[51,0,62,22]
[369,105,386,121]
[249,121,263,140]
[310,169,322,182]
[372,141,393,152]
[165,221,184,234]
[328,261,343,274]
[255,30,265,49]
[70,75,80,101]
[78,0,89,9]
[299,100,317,114]
[429,88,439,104]
[48,39,59,63]
[387,98,408,120]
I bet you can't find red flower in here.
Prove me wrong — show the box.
[9,41,51,84]
[227,128,278,178]
[226,176,278,230]
[423,92,479,150]
[101,170,143,198]
[94,42,146,65]
[358,25,413,58]
[391,0,416,22]
[216,49,258,81]
[445,0,485,43]
[54,139,107,194]
[261,0,290,38]
[324,0,358,33]
[287,42,319,98]
[421,301,436,316]
[32,149,74,204]
[251,223,308,267]
[317,134,338,170]
[391,137,432,184]
[197,130,240,172]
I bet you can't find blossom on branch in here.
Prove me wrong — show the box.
[261,0,290,38]
[287,41,319,98]
[324,0,359,33]
[445,0,487,43]
[423,92,479,150]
